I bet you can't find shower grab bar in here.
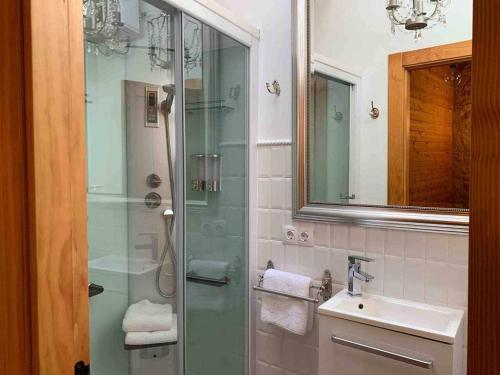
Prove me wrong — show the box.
[331,335,433,369]
[253,285,320,303]
[186,273,230,287]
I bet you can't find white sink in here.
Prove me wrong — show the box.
[318,290,464,344]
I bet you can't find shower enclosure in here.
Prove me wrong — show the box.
[84,1,249,373]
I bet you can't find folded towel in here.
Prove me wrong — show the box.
[260,269,312,335]
[125,315,177,346]
[122,299,173,333]
[187,259,230,280]
[186,259,230,313]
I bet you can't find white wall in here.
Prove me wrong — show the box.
[210,1,470,375]
[313,0,473,204]
[211,0,293,141]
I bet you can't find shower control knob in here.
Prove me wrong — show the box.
[146,173,162,188]
[145,192,162,209]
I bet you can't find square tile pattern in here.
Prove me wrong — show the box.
[255,145,469,375]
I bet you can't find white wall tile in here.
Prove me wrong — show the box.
[404,258,426,301]
[270,179,285,209]
[331,224,349,249]
[284,244,300,273]
[448,264,468,307]
[404,231,426,259]
[270,240,285,270]
[365,252,384,293]
[258,147,271,177]
[314,223,330,247]
[284,178,292,210]
[385,230,405,256]
[283,146,292,177]
[366,228,385,254]
[383,255,404,298]
[349,226,366,251]
[258,240,271,269]
[329,249,348,284]
[270,146,285,177]
[258,209,270,239]
[269,210,283,241]
[425,261,448,305]
[426,233,449,261]
[258,178,271,208]
[313,247,330,279]
[449,235,469,265]
[298,246,315,277]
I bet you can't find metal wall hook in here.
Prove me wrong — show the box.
[370,101,380,119]
[266,80,281,96]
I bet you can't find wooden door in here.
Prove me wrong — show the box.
[468,1,500,373]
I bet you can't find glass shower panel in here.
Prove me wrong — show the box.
[183,15,249,375]
[309,73,351,204]
[84,1,179,374]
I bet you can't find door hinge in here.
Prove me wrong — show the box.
[75,361,90,375]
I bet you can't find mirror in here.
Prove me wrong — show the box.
[293,0,471,231]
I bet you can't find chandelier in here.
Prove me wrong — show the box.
[83,0,129,55]
[386,0,451,40]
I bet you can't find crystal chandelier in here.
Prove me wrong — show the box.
[83,0,129,55]
[386,0,451,40]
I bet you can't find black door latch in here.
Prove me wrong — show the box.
[75,361,90,375]
[88,283,104,298]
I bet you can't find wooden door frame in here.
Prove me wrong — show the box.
[23,0,89,373]
[387,40,472,205]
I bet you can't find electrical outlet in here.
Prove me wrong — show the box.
[282,225,297,244]
[298,230,314,247]
[201,222,213,235]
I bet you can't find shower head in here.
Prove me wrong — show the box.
[162,84,176,114]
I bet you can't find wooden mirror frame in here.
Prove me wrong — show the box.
[292,0,469,233]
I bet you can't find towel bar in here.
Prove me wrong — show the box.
[186,273,229,287]
[253,260,333,304]
[253,285,321,303]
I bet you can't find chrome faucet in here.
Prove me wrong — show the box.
[347,255,374,296]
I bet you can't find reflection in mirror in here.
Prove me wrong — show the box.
[305,0,472,211]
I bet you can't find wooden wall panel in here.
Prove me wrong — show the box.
[452,63,471,209]
[468,2,500,373]
[23,0,89,372]
[0,1,32,374]
[409,66,454,207]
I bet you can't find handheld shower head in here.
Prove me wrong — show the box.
[162,84,176,114]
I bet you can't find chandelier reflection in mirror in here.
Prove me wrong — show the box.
[386,0,451,40]
[83,0,129,56]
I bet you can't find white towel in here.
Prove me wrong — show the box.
[187,259,229,280]
[186,259,229,312]
[260,269,312,335]
[122,299,173,333]
[125,315,177,346]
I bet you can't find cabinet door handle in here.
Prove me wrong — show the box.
[331,335,433,369]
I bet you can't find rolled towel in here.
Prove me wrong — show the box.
[122,299,173,333]
[187,259,229,280]
[186,259,230,313]
[260,269,312,335]
[125,315,177,346]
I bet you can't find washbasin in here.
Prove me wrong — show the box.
[318,290,464,344]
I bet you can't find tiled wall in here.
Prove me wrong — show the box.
[255,144,469,375]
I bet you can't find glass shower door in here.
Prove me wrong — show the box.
[183,15,249,375]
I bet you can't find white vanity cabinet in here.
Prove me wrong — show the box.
[318,315,464,375]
